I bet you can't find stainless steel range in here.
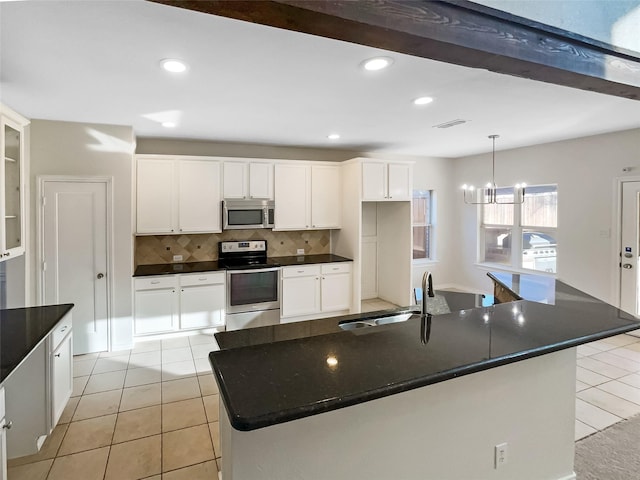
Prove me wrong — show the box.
[218,240,280,331]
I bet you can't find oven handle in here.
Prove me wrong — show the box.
[226,267,281,275]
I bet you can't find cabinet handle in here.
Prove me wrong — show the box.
[151,280,160,284]
[55,353,61,358]
[3,421,13,430]
[3,252,9,257]
[97,273,104,279]
[198,277,207,281]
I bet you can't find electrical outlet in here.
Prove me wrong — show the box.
[494,443,508,469]
[296,249,305,255]
[173,255,183,262]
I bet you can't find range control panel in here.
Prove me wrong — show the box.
[220,240,267,254]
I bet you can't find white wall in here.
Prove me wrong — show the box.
[452,128,640,303]
[29,120,135,350]
[411,156,457,291]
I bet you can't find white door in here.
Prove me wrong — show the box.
[42,181,109,354]
[620,181,640,336]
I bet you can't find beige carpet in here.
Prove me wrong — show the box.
[575,413,640,479]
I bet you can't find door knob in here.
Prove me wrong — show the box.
[622,264,633,269]
[97,273,105,279]
[3,420,13,430]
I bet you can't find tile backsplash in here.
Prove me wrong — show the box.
[135,229,331,266]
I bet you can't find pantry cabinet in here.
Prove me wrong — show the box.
[274,164,341,230]
[0,104,28,261]
[136,156,221,234]
[281,262,352,321]
[362,161,412,201]
[223,161,274,200]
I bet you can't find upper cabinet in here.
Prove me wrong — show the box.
[136,156,221,234]
[223,161,274,200]
[274,163,341,231]
[0,104,29,261]
[361,161,412,201]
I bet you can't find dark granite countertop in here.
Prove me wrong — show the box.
[133,254,352,277]
[210,274,640,431]
[1,304,74,384]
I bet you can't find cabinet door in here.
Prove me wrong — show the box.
[1,110,27,259]
[274,164,310,230]
[137,158,175,233]
[223,162,248,199]
[51,333,72,428]
[362,162,387,200]
[281,275,320,318]
[134,288,178,335]
[0,388,6,480]
[180,284,225,329]
[178,160,221,233]
[321,273,352,312]
[311,165,341,229]
[249,163,274,199]
[387,163,412,200]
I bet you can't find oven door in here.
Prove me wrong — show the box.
[226,267,280,314]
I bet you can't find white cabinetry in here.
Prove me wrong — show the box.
[223,161,274,200]
[281,262,352,322]
[134,276,179,335]
[136,156,221,234]
[0,104,28,261]
[362,161,411,201]
[134,273,226,337]
[1,388,6,480]
[3,312,73,460]
[274,164,341,230]
[49,319,72,429]
[179,273,225,329]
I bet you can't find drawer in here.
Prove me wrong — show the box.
[51,313,72,350]
[282,265,321,278]
[321,262,351,274]
[180,272,225,287]
[135,276,178,291]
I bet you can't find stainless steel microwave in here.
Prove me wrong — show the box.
[223,199,275,230]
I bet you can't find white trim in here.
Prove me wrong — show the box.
[37,175,114,351]
[613,176,640,309]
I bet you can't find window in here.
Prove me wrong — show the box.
[481,185,557,273]
[413,190,433,261]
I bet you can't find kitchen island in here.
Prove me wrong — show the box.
[210,274,640,480]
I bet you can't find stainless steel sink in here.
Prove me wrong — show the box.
[339,312,417,330]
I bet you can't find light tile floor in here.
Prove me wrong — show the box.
[575,332,640,440]
[7,334,222,480]
[361,298,399,313]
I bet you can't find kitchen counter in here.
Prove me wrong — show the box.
[132,253,352,277]
[210,275,640,431]
[0,303,74,384]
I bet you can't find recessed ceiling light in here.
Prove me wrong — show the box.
[328,133,340,140]
[162,121,176,128]
[362,56,393,71]
[160,59,188,73]
[413,96,434,106]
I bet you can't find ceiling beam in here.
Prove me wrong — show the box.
[151,0,640,101]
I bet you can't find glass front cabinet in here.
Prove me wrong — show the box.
[0,104,29,261]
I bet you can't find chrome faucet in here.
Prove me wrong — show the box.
[421,271,434,316]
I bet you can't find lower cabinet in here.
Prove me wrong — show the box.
[1,388,6,480]
[281,262,352,322]
[50,323,73,429]
[134,272,225,336]
[3,312,73,460]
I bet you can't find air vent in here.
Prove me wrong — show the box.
[432,119,467,129]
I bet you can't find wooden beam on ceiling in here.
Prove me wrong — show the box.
[151,0,640,101]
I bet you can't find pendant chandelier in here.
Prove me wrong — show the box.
[462,135,526,205]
